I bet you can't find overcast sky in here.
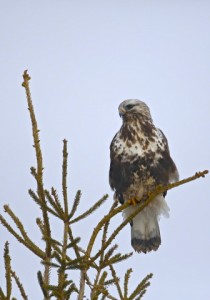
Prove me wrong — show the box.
[0,1,210,299]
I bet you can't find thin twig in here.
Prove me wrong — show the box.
[78,269,86,300]
[22,70,51,298]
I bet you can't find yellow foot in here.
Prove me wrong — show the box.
[128,198,139,206]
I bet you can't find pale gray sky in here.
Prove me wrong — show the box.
[0,1,210,299]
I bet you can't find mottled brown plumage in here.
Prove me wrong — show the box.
[109,99,179,253]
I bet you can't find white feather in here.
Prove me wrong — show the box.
[123,195,169,241]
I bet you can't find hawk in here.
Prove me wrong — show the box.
[109,99,179,253]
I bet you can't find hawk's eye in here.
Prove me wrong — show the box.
[126,104,135,110]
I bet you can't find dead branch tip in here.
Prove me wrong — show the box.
[22,70,31,87]
[196,170,209,178]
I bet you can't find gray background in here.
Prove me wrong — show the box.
[0,1,210,299]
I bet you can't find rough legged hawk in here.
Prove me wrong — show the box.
[109,99,179,253]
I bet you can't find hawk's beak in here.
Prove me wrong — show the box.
[119,107,126,117]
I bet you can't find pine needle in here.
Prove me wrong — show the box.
[37,271,48,298]
[103,252,133,268]
[4,242,12,299]
[62,139,69,215]
[51,188,64,216]
[69,194,108,224]
[128,273,153,300]
[109,265,123,300]
[68,190,81,220]
[1,209,44,259]
[124,268,132,298]
[11,270,28,300]
[0,288,6,299]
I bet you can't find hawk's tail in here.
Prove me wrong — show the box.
[131,214,161,253]
[123,195,169,254]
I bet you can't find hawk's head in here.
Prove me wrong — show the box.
[118,99,152,121]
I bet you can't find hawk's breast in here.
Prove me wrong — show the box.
[109,120,177,200]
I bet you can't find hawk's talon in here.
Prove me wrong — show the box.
[128,198,138,206]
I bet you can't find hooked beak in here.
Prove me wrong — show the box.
[119,106,126,117]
